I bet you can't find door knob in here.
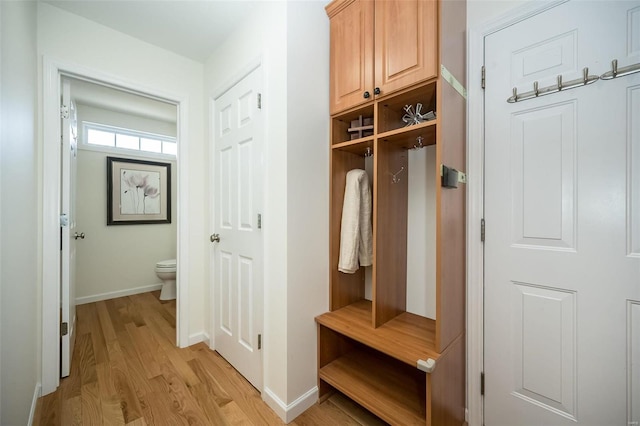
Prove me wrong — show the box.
[374,87,381,95]
[74,232,85,240]
[210,233,220,243]
[363,91,370,99]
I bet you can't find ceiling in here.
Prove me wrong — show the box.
[43,0,261,62]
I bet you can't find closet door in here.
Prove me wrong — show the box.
[484,2,640,424]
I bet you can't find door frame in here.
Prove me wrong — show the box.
[208,58,264,368]
[41,57,190,394]
[466,1,568,424]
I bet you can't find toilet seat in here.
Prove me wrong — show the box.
[156,259,176,271]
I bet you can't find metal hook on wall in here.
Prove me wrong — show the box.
[391,166,405,184]
[412,136,425,150]
[364,146,373,157]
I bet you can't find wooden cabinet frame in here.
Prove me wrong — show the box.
[318,0,466,424]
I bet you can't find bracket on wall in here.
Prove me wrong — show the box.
[441,164,467,188]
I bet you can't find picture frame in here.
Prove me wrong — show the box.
[107,156,171,225]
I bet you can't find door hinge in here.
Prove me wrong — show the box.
[481,218,485,242]
[60,214,69,227]
[61,322,69,336]
[481,372,485,395]
[257,93,262,110]
[258,334,262,350]
[481,66,486,89]
[257,213,262,229]
[60,104,69,119]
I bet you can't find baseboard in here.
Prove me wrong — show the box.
[263,386,318,423]
[28,382,42,426]
[76,283,163,305]
[188,331,210,346]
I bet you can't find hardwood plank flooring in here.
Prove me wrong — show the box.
[33,291,388,425]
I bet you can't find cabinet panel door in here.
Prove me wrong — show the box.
[374,0,437,97]
[329,0,374,114]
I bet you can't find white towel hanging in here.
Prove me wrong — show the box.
[338,169,373,274]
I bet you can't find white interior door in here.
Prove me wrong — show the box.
[61,77,78,378]
[484,1,640,424]
[212,66,264,390]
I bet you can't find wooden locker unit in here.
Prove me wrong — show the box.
[318,0,466,424]
[327,0,439,115]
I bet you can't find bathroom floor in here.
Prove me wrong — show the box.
[34,291,386,425]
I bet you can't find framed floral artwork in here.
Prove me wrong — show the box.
[107,157,171,225]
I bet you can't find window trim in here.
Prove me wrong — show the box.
[81,121,177,159]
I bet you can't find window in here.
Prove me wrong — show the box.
[83,122,177,157]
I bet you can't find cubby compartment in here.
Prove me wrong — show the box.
[331,104,375,145]
[318,319,430,425]
[377,81,437,135]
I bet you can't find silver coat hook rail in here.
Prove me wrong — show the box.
[507,67,599,103]
[600,59,640,80]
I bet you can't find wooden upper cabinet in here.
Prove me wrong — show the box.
[326,0,438,115]
[374,0,438,97]
[327,0,374,115]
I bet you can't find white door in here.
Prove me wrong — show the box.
[212,66,264,390]
[61,78,78,378]
[484,1,640,424]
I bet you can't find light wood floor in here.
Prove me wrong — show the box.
[33,291,387,425]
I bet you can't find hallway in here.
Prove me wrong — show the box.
[33,292,385,425]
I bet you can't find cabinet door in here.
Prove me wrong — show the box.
[374,0,437,98]
[328,0,374,115]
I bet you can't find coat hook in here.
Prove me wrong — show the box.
[413,136,424,150]
[557,75,563,91]
[391,166,405,184]
[364,146,373,157]
[533,81,539,96]
[611,59,618,78]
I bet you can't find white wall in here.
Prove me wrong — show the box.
[75,149,177,301]
[0,2,40,424]
[78,104,177,138]
[204,0,290,411]
[285,0,330,405]
[74,103,177,301]
[205,1,330,420]
[37,2,206,338]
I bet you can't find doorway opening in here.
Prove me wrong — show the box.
[42,59,189,395]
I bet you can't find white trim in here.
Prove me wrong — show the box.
[466,2,568,425]
[28,383,41,426]
[41,57,190,394]
[262,386,318,424]
[188,331,210,347]
[75,284,163,305]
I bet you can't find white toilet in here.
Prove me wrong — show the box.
[156,259,176,301]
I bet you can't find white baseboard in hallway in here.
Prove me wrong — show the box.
[75,283,163,305]
[263,386,318,423]
[28,382,41,426]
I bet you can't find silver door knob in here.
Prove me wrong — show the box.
[74,232,85,240]
[210,233,220,243]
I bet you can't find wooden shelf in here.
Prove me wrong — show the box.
[316,300,439,366]
[332,137,375,155]
[378,119,437,149]
[319,349,426,425]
